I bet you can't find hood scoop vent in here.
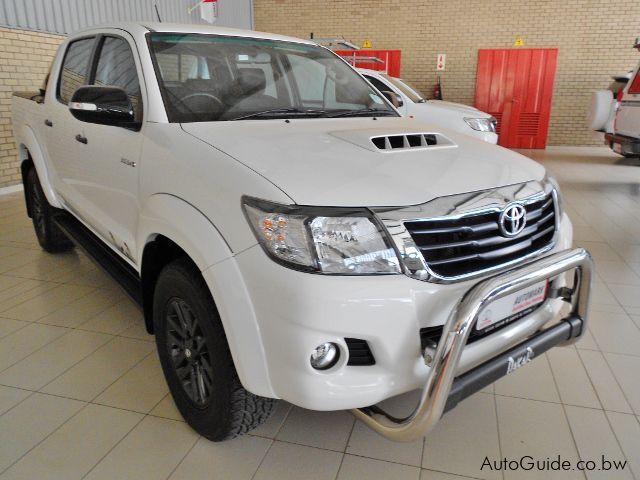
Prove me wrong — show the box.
[371,133,438,150]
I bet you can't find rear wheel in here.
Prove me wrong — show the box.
[153,258,276,441]
[25,168,73,253]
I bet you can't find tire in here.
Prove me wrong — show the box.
[25,168,74,253]
[153,258,276,441]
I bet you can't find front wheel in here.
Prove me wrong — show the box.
[153,258,276,441]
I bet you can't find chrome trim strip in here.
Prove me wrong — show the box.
[373,180,559,284]
[351,247,593,442]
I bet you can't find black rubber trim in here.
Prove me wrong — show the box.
[53,211,142,306]
[443,315,582,413]
[605,132,640,145]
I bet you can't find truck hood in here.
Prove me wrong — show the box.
[181,117,544,207]
[422,100,490,118]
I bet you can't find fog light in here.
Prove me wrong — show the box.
[310,342,339,370]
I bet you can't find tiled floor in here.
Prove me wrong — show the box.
[0,146,639,479]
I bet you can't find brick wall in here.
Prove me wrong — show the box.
[0,27,64,188]
[254,0,640,146]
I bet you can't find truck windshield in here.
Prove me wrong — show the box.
[148,33,397,122]
[381,74,426,103]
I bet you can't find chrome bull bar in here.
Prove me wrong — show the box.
[351,248,593,442]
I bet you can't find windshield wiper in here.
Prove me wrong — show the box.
[229,108,328,121]
[324,108,397,118]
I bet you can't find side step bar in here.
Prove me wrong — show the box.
[53,212,142,306]
[352,248,593,442]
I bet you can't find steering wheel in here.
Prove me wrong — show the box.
[180,92,225,111]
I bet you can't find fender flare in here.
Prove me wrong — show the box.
[137,194,275,398]
[17,125,62,208]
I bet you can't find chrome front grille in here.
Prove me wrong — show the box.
[403,193,556,278]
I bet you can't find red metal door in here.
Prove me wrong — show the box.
[475,48,557,148]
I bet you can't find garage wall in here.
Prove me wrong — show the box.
[0,27,64,188]
[254,0,640,147]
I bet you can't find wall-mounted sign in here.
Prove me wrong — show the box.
[362,39,373,49]
[436,53,446,71]
[514,37,525,47]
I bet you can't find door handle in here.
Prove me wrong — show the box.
[44,119,53,127]
[75,134,88,144]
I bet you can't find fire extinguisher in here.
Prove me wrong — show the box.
[433,75,443,100]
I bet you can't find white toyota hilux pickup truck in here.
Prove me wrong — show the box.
[12,22,592,442]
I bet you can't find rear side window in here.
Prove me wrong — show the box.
[628,71,640,94]
[94,36,142,116]
[58,37,95,104]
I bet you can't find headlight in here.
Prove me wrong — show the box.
[464,117,496,133]
[243,197,401,275]
[544,173,564,217]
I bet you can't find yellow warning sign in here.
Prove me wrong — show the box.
[362,39,372,49]
[514,37,525,47]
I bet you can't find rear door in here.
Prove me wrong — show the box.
[615,63,640,138]
[45,36,97,207]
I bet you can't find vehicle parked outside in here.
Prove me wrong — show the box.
[358,68,498,143]
[12,22,591,442]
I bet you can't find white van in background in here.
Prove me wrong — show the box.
[358,69,498,144]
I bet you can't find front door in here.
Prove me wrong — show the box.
[75,32,145,263]
[474,48,558,148]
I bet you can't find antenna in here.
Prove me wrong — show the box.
[154,3,163,22]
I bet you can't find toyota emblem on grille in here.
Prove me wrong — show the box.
[499,203,527,237]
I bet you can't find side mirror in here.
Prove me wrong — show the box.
[69,86,137,128]
[381,90,404,108]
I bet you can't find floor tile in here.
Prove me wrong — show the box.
[93,353,168,413]
[494,353,560,403]
[576,328,599,351]
[0,385,30,416]
[0,317,27,339]
[0,329,112,390]
[169,435,272,480]
[605,412,640,479]
[338,454,420,480]
[596,261,640,286]
[347,392,424,467]
[547,348,601,409]
[605,353,640,415]
[149,393,184,422]
[36,288,121,328]
[41,337,154,401]
[564,406,633,480]
[496,396,582,480]
[253,441,342,480]
[83,416,198,480]
[79,299,144,335]
[0,403,142,480]
[608,284,640,309]
[577,349,633,414]
[0,281,59,314]
[277,407,355,452]
[0,323,68,372]
[0,283,95,322]
[588,311,640,356]
[423,393,500,480]
[420,471,478,480]
[0,393,85,472]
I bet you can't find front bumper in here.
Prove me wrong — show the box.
[229,213,576,411]
[353,247,592,441]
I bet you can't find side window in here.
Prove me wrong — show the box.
[365,75,392,95]
[58,37,95,104]
[94,37,142,117]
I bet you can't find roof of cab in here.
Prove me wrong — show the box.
[73,21,315,46]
